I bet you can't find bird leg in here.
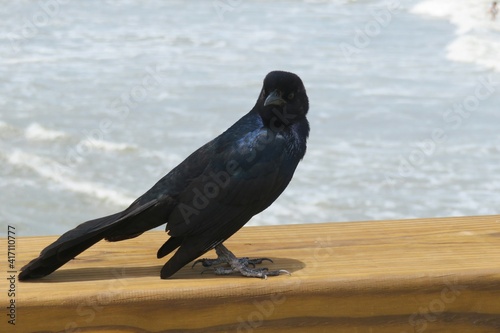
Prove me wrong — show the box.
[192,243,290,279]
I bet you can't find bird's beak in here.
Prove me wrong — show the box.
[264,90,286,107]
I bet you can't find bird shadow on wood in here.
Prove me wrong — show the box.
[20,265,164,283]
[20,257,305,282]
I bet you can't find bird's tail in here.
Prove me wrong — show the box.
[19,199,169,281]
[19,211,128,280]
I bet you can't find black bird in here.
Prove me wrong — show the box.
[19,70,309,280]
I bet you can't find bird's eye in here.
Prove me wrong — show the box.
[288,93,295,100]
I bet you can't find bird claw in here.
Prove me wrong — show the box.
[193,244,289,279]
[212,266,290,279]
[193,256,273,269]
[246,257,273,267]
[192,258,223,268]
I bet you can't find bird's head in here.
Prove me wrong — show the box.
[255,71,309,128]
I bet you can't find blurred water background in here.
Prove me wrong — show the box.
[1,0,499,236]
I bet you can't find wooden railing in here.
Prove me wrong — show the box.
[2,215,500,332]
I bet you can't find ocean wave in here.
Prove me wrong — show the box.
[25,123,68,141]
[447,34,500,72]
[0,120,20,138]
[5,150,135,207]
[412,0,500,72]
[80,139,138,152]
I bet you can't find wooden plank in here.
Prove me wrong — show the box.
[2,215,500,332]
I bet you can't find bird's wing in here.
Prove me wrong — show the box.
[165,127,295,248]
[156,127,299,277]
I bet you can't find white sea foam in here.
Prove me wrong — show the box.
[80,139,137,152]
[447,34,500,72]
[25,123,67,141]
[412,0,500,72]
[6,150,134,207]
[0,120,19,138]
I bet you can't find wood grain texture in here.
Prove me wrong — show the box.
[2,215,500,332]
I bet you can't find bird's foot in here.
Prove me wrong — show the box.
[193,244,290,279]
[193,256,272,268]
[212,263,290,279]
